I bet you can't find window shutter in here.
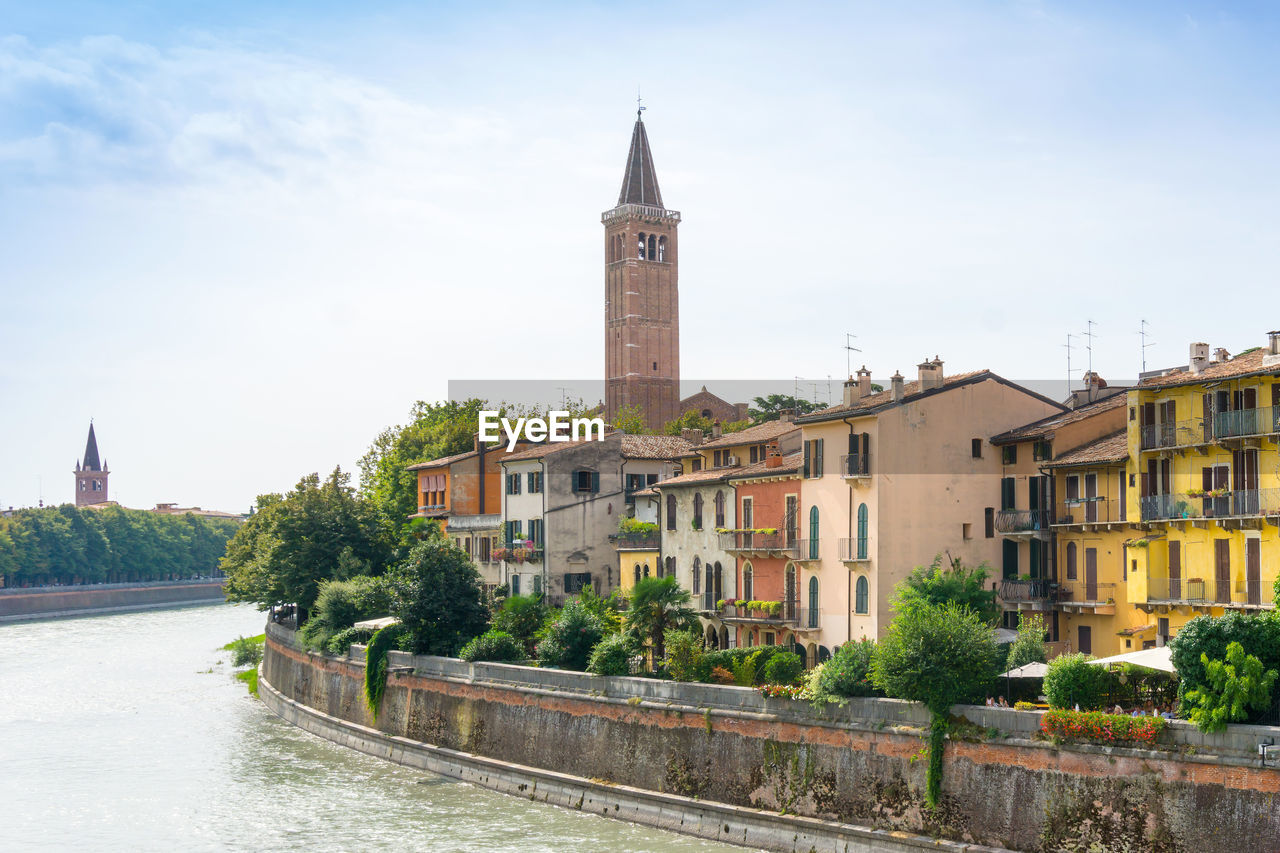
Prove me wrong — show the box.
[814,439,824,476]
[591,471,600,493]
[984,507,994,538]
[803,441,811,478]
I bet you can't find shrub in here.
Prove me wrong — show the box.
[1041,709,1166,747]
[491,594,548,656]
[698,648,747,681]
[811,639,877,705]
[324,625,374,656]
[459,630,524,663]
[760,650,804,685]
[299,575,394,651]
[537,599,608,671]
[663,629,704,682]
[709,665,735,684]
[1044,653,1115,711]
[760,684,805,700]
[731,655,757,687]
[389,541,489,657]
[227,635,263,668]
[588,633,635,676]
[1185,642,1279,733]
[1170,612,1280,718]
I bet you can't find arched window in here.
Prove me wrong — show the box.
[663,556,674,578]
[808,576,819,628]
[637,232,647,260]
[657,235,666,261]
[1066,541,1078,580]
[856,503,869,559]
[666,494,677,530]
[784,564,797,620]
[692,556,701,594]
[643,563,650,578]
[714,491,725,528]
[704,564,714,610]
[713,562,723,605]
[634,564,641,585]
[701,409,712,418]
[855,575,869,614]
[693,493,703,529]
[742,563,753,601]
[647,234,656,260]
[808,505,819,559]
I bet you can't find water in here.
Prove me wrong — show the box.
[0,604,744,852]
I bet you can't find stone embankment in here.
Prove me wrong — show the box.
[0,579,225,621]
[261,622,1280,852]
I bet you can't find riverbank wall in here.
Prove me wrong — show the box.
[262,622,1280,852]
[0,579,225,621]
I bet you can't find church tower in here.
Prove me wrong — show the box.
[603,109,680,432]
[74,422,110,507]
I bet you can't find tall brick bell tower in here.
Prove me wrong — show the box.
[74,421,110,507]
[603,108,680,432]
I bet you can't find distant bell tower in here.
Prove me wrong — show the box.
[603,106,681,432]
[74,422,110,507]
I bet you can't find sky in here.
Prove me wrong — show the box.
[2,1,1278,513]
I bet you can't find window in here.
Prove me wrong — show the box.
[625,473,646,492]
[1002,445,1017,465]
[1033,440,1051,462]
[693,493,704,529]
[93,480,102,491]
[1065,541,1077,580]
[648,234,657,260]
[1078,625,1092,655]
[764,632,776,646]
[657,235,666,261]
[962,522,972,541]
[643,563,650,578]
[692,557,701,593]
[807,577,818,628]
[666,494,676,530]
[741,497,753,529]
[808,506,819,559]
[856,503,869,559]
[532,575,542,595]
[79,481,86,492]
[972,438,982,458]
[504,520,523,544]
[634,564,641,585]
[714,491,725,528]
[690,458,702,472]
[741,563,753,601]
[984,507,994,538]
[855,576,869,614]
[564,572,592,594]
[803,438,824,478]
[529,519,544,547]
[506,473,522,495]
[573,470,599,493]
[749,445,759,464]
[637,232,647,259]
[527,471,543,493]
[1000,477,1016,511]
[1002,539,1018,579]
[511,575,520,595]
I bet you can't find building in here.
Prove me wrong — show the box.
[73,422,110,507]
[615,486,661,595]
[793,360,1065,651]
[499,432,689,602]
[604,111,681,432]
[150,503,243,520]
[680,386,748,425]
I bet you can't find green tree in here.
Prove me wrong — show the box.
[895,555,999,626]
[388,539,489,656]
[1043,653,1114,710]
[222,469,392,622]
[624,576,699,663]
[811,639,878,705]
[661,410,714,437]
[1186,642,1279,733]
[611,404,651,435]
[872,600,1001,808]
[298,575,395,650]
[747,394,820,423]
[1006,613,1048,670]
[663,628,704,681]
[537,598,609,671]
[491,593,549,656]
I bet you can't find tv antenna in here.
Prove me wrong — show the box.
[1138,319,1155,374]
[1063,333,1079,405]
[555,386,572,411]
[844,333,861,378]
[1083,320,1097,382]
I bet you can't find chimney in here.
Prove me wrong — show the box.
[891,370,904,402]
[918,356,944,391]
[1269,331,1280,355]
[842,375,860,406]
[1189,342,1210,374]
[1082,371,1107,389]
[857,365,872,398]
[765,440,782,467]
[1213,347,1230,364]
[681,428,704,445]
[711,421,723,439]
[778,408,795,423]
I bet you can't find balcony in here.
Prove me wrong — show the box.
[1141,489,1280,524]
[840,453,871,478]
[718,531,801,558]
[1214,405,1280,440]
[838,538,870,563]
[719,600,801,624]
[610,531,660,549]
[1053,498,1124,527]
[995,509,1050,536]
[1140,406,1280,453]
[494,544,544,564]
[1054,581,1116,612]
[999,578,1054,604]
[1146,576,1270,609]
[792,538,821,561]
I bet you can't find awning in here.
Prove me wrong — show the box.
[352,616,401,632]
[1087,646,1176,673]
[999,661,1049,679]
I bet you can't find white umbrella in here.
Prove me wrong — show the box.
[999,661,1049,679]
[1086,646,1176,673]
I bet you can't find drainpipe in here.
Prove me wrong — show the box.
[843,416,858,645]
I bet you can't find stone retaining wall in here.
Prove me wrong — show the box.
[0,580,226,620]
[263,622,1280,852]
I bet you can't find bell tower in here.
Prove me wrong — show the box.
[74,422,110,507]
[603,108,680,432]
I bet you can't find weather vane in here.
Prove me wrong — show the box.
[636,87,646,119]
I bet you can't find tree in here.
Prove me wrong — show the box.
[811,639,878,705]
[389,539,489,657]
[747,394,820,424]
[222,469,392,622]
[661,410,714,437]
[1186,642,1279,733]
[894,555,999,626]
[1043,653,1114,710]
[872,600,1001,808]
[1006,613,1048,670]
[491,593,549,656]
[537,598,609,671]
[624,576,699,663]
[611,404,651,435]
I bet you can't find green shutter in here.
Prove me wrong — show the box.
[803,441,811,478]
[591,471,600,493]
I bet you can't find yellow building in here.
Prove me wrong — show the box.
[1124,337,1280,640]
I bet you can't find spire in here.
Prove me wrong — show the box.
[83,422,102,472]
[617,113,664,208]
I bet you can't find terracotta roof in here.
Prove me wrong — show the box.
[653,467,736,488]
[1042,431,1128,468]
[406,447,483,471]
[728,451,803,481]
[500,439,589,462]
[990,395,1125,445]
[621,434,692,459]
[796,370,1064,424]
[1138,347,1280,389]
[695,419,799,450]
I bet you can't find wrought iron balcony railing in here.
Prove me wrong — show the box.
[840,453,871,477]
[838,537,870,561]
[999,578,1054,602]
[995,509,1050,534]
[1141,489,1280,522]
[1214,405,1280,440]
[1054,581,1116,605]
[718,532,801,557]
[1052,498,1124,526]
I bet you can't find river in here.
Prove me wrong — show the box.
[0,603,746,852]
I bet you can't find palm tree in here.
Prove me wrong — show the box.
[625,576,699,663]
